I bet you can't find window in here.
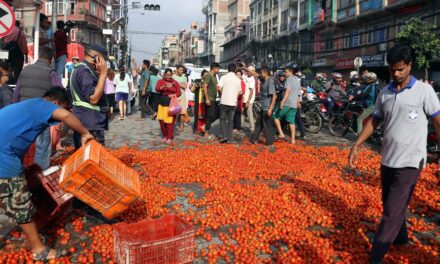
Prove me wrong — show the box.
[57,2,64,15]
[281,10,288,31]
[251,7,254,20]
[274,0,279,7]
[258,2,262,15]
[324,35,333,50]
[257,24,262,38]
[263,21,268,37]
[14,11,22,20]
[368,25,387,44]
[268,19,271,36]
[70,0,75,15]
[344,35,350,48]
[46,2,52,16]
[300,1,309,25]
[272,16,278,35]
[91,1,97,16]
[352,30,360,47]
[264,0,269,13]
[338,0,355,8]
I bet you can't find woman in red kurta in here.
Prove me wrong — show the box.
[156,68,182,144]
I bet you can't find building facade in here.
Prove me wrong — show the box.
[42,0,109,46]
[199,0,229,65]
[178,23,206,65]
[159,35,179,68]
[249,0,314,69]
[311,0,440,81]
[220,0,251,65]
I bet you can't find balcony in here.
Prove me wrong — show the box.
[337,5,356,23]
[311,8,333,30]
[386,0,423,10]
[359,0,383,13]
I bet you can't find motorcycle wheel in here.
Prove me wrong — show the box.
[328,116,349,137]
[303,111,323,134]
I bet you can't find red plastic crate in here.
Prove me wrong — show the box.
[113,214,195,264]
[22,143,36,168]
[25,165,74,227]
[60,140,141,219]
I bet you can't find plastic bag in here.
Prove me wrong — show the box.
[168,96,182,115]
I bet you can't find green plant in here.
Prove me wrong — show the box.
[397,17,440,80]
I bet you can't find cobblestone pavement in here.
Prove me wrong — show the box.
[105,110,357,150]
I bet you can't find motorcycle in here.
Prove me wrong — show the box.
[427,122,440,162]
[301,97,324,134]
[328,99,383,145]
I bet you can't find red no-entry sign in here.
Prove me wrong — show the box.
[0,0,15,38]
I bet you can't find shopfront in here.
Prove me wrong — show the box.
[360,54,389,82]
[312,58,335,77]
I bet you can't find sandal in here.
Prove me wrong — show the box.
[136,118,146,121]
[119,116,124,120]
[33,246,70,261]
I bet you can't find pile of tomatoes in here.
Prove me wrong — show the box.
[0,141,439,263]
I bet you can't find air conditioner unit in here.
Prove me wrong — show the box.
[378,43,387,52]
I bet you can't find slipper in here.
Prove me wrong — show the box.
[33,246,70,261]
[205,135,215,140]
[119,117,124,120]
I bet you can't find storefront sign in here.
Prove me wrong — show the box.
[312,59,327,67]
[335,58,354,69]
[397,4,422,15]
[361,54,385,67]
[313,7,324,24]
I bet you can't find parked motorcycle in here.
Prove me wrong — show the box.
[427,122,440,162]
[301,98,324,134]
[328,99,383,145]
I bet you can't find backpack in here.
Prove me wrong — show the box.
[2,30,23,61]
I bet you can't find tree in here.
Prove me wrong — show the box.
[397,17,440,80]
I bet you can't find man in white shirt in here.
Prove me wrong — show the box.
[244,66,257,131]
[218,64,242,143]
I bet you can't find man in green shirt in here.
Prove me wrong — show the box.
[203,63,220,138]
[310,73,326,93]
[132,59,151,120]
[148,66,160,119]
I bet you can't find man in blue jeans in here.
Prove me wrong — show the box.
[54,21,69,79]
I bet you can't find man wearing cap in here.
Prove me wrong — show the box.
[69,44,108,149]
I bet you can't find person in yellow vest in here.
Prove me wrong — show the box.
[69,45,109,149]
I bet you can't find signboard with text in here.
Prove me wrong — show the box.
[312,59,327,67]
[361,54,385,67]
[335,58,354,69]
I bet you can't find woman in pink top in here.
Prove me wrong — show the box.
[104,69,116,118]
